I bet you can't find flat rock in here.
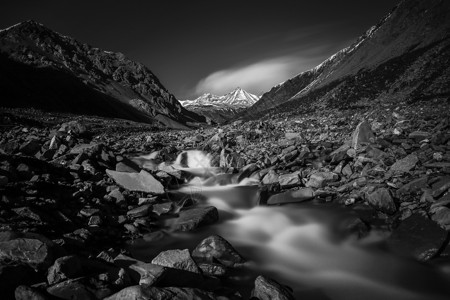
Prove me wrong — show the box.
[305,172,338,188]
[387,213,448,261]
[278,171,301,187]
[127,204,152,218]
[151,249,201,274]
[387,154,418,177]
[366,188,396,214]
[251,275,294,300]
[192,235,245,267]
[173,206,219,232]
[267,188,314,205]
[106,169,164,194]
[0,237,53,270]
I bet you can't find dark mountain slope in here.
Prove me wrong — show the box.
[0,20,205,128]
[237,0,450,120]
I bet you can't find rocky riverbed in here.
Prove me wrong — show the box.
[1,99,450,300]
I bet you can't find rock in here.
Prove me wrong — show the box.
[423,162,450,168]
[397,176,428,195]
[19,139,41,156]
[151,249,201,274]
[0,264,38,298]
[431,176,450,198]
[0,237,53,270]
[127,204,152,218]
[152,202,173,215]
[366,188,396,214]
[387,213,448,261]
[267,188,315,205]
[59,121,88,136]
[351,121,374,149]
[387,154,418,177]
[192,235,245,267]
[15,285,49,300]
[47,255,83,285]
[431,206,450,230]
[46,278,96,300]
[16,163,33,180]
[115,160,140,173]
[105,286,222,300]
[408,131,430,141]
[285,132,302,140]
[173,206,219,232]
[261,169,279,185]
[305,172,338,188]
[251,275,294,300]
[278,171,301,188]
[106,169,164,194]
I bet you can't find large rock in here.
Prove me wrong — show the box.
[0,237,53,270]
[351,121,374,149]
[386,154,418,177]
[15,285,49,300]
[267,188,315,205]
[278,171,302,188]
[431,206,450,230]
[47,255,83,285]
[192,235,245,267]
[251,276,294,300]
[46,278,97,300]
[387,213,448,261]
[106,169,164,194]
[305,172,338,188]
[105,286,223,300]
[151,249,201,274]
[173,207,219,232]
[366,188,396,214]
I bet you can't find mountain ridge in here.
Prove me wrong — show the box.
[0,20,205,129]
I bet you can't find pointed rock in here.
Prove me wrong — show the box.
[351,121,374,149]
[192,235,245,267]
[252,276,294,300]
[151,249,201,274]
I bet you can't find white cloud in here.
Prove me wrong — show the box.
[194,55,321,96]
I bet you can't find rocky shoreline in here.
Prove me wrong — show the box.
[1,99,450,299]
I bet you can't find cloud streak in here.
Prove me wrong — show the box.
[194,54,325,96]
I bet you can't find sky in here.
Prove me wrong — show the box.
[0,0,397,99]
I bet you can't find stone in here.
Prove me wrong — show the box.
[105,286,221,300]
[151,249,201,274]
[397,176,428,195]
[387,213,448,261]
[431,177,450,198]
[115,161,140,173]
[0,237,53,270]
[408,131,430,141]
[342,164,353,177]
[262,169,279,185]
[251,275,294,300]
[431,206,450,230]
[108,189,125,202]
[351,121,374,149]
[19,139,41,156]
[47,278,96,300]
[267,188,315,205]
[285,132,302,140]
[106,169,164,194]
[16,163,33,180]
[127,204,152,218]
[278,171,301,188]
[305,172,338,188]
[366,188,396,214]
[173,206,219,232]
[15,285,48,300]
[47,255,83,285]
[152,202,173,215]
[192,235,245,267]
[387,154,418,177]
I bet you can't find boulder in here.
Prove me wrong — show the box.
[106,169,164,194]
[386,154,418,177]
[351,121,374,149]
[366,188,396,214]
[305,172,338,188]
[0,236,53,270]
[151,249,201,274]
[47,255,83,285]
[251,276,294,300]
[267,188,315,205]
[192,235,245,267]
[173,207,219,232]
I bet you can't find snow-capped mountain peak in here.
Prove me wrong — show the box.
[180,87,260,108]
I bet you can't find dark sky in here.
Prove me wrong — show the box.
[0,0,397,99]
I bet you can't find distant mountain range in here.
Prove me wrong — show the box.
[236,0,450,121]
[0,20,206,129]
[180,87,260,123]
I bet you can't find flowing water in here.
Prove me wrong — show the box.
[129,151,450,300]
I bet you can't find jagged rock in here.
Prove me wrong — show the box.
[127,204,152,218]
[431,206,450,230]
[386,154,418,177]
[46,278,97,300]
[151,249,200,274]
[106,169,164,194]
[47,255,83,285]
[105,285,223,300]
[0,235,53,270]
[366,188,396,214]
[192,235,245,267]
[152,202,173,215]
[15,285,49,300]
[351,121,374,149]
[278,171,301,187]
[305,172,338,188]
[251,275,294,300]
[267,188,315,205]
[261,169,279,185]
[387,213,448,261]
[431,176,450,198]
[173,207,219,232]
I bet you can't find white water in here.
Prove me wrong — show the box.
[129,151,450,299]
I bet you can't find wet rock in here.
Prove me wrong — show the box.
[152,202,173,215]
[387,213,448,261]
[366,188,396,214]
[267,188,314,205]
[15,285,49,300]
[47,255,83,285]
[173,206,219,232]
[127,204,152,218]
[151,249,201,274]
[106,169,164,194]
[251,275,294,300]
[105,286,222,300]
[351,121,374,149]
[305,171,338,188]
[192,235,245,267]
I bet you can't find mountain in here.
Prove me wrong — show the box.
[180,87,260,123]
[0,20,205,129]
[236,0,450,121]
